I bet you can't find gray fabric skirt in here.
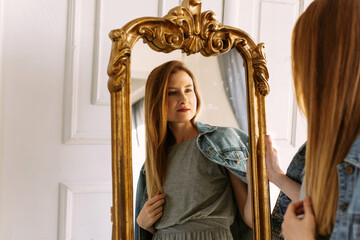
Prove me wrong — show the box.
[153,221,233,240]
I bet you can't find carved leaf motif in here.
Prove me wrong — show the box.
[154,27,183,50]
[108,29,131,91]
[183,35,204,55]
[164,6,232,55]
[165,7,193,36]
[138,26,156,42]
[252,43,270,96]
[138,25,184,53]
[112,48,130,89]
[200,11,220,39]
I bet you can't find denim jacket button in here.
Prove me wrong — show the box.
[345,166,354,175]
[341,203,348,211]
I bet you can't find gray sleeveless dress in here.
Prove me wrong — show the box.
[152,136,236,240]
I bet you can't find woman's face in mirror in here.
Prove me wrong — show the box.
[166,70,197,124]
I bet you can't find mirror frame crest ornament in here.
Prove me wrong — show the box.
[107,0,270,239]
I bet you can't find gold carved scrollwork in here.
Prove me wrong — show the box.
[138,24,184,53]
[107,0,261,94]
[252,43,270,96]
[107,29,131,92]
[164,5,236,56]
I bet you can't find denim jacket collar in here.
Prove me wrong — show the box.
[344,135,360,168]
[195,121,217,134]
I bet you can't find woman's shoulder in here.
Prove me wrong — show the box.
[216,125,248,136]
[196,121,248,150]
[196,121,248,138]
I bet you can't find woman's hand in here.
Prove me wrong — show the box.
[136,191,167,234]
[282,196,316,240]
[265,135,284,183]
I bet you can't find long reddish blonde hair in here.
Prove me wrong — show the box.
[144,60,202,198]
[292,0,360,236]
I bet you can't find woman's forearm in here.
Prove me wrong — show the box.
[243,180,253,228]
[272,173,301,201]
[229,171,253,228]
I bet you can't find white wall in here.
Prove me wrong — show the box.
[0,0,309,239]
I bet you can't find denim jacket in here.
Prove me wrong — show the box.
[271,135,360,240]
[135,121,252,240]
[331,135,360,240]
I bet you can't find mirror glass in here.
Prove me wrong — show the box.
[130,43,249,212]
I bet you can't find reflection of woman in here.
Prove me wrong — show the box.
[134,60,252,240]
[277,0,360,239]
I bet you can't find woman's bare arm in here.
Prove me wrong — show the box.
[229,170,253,228]
[266,135,301,201]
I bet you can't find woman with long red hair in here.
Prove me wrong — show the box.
[134,60,253,240]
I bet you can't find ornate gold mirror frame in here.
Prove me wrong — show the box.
[107,0,270,239]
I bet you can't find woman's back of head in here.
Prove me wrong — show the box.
[292,0,360,236]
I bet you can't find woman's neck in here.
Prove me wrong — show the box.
[168,122,198,145]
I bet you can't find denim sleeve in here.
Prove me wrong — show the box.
[271,143,306,240]
[135,165,152,240]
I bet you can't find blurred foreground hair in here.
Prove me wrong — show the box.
[292,0,360,236]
